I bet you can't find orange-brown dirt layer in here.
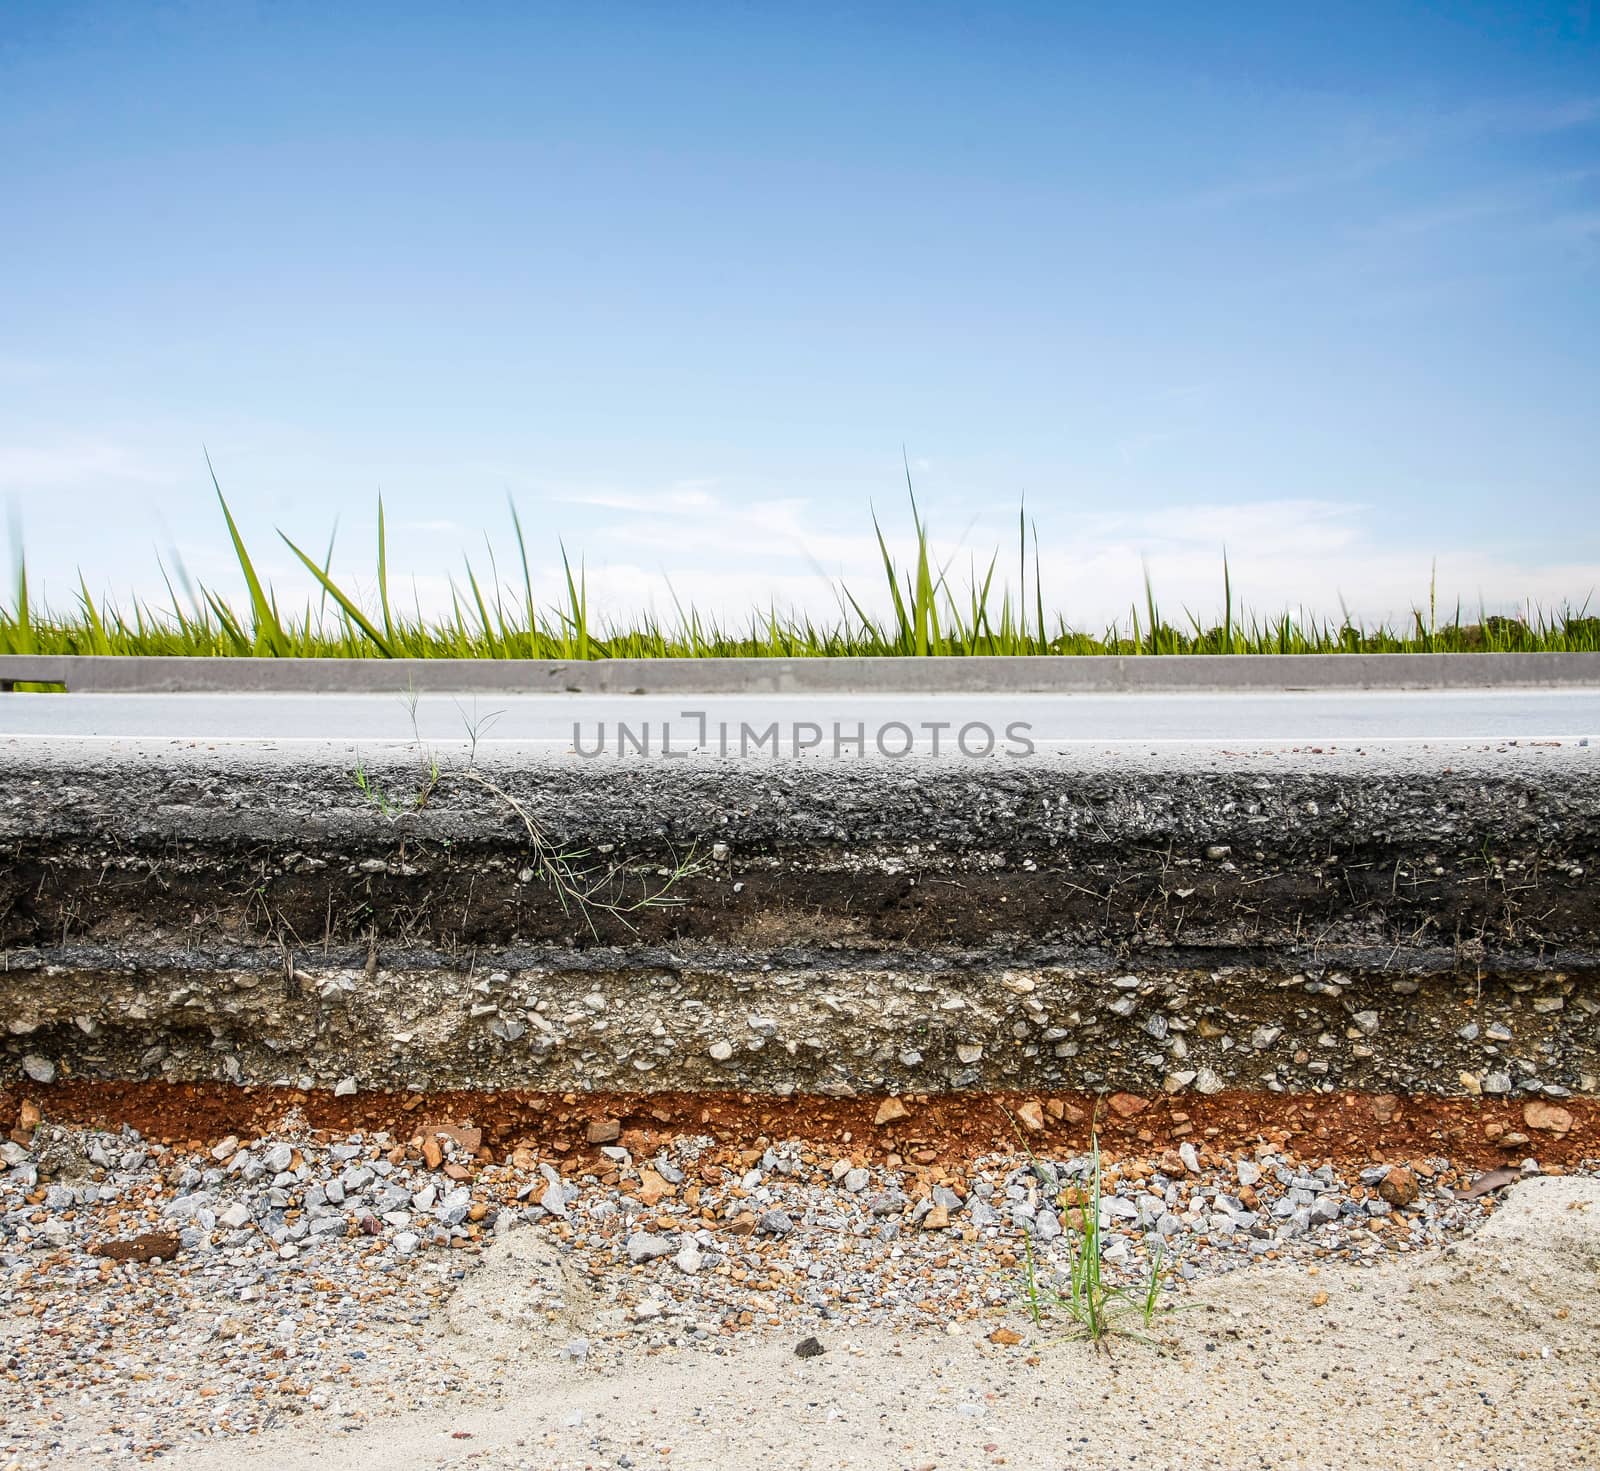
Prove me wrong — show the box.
[4,1081,1592,1169]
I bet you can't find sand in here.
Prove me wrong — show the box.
[138,1174,1600,1471]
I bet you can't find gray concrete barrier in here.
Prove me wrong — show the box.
[4,650,1600,694]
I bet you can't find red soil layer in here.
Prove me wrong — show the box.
[4,1081,1593,1169]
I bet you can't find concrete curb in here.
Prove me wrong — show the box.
[5,650,1600,694]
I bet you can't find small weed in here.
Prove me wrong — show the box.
[458,767,702,938]
[352,752,436,818]
[1020,1230,1044,1327]
[350,756,397,817]
[454,697,505,764]
[1005,1117,1174,1349]
[1138,1240,1166,1329]
[350,745,700,935]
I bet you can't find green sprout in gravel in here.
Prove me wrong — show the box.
[4,465,1596,660]
[1014,1129,1173,1350]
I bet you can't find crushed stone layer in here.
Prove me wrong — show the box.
[2,1088,1598,1467]
[7,956,1598,1099]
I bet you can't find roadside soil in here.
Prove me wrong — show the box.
[137,1174,1600,1471]
[3,1082,1597,1470]
[9,1081,1595,1172]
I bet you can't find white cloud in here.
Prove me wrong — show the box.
[1182,93,1600,214]
[554,482,718,515]
[0,443,173,490]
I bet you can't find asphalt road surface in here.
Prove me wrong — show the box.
[1,688,1595,748]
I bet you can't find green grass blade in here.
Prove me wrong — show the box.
[559,541,590,660]
[376,496,394,643]
[509,496,537,655]
[279,531,395,656]
[868,508,913,652]
[208,454,287,655]
[7,518,34,655]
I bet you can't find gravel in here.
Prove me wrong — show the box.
[1,1099,1595,1467]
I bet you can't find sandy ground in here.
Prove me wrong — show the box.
[139,1174,1600,1471]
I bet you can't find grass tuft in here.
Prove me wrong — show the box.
[1013,1131,1172,1349]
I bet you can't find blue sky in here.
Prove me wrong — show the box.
[2,1,1597,630]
